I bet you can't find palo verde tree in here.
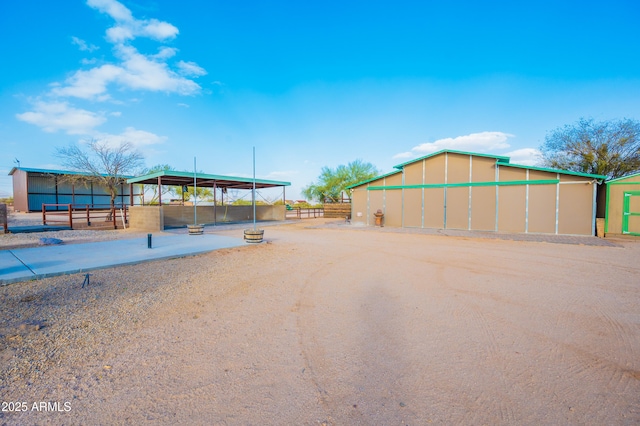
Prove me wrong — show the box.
[303,159,379,203]
[540,118,640,179]
[55,140,144,208]
[140,163,175,204]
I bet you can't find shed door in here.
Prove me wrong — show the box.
[622,191,640,236]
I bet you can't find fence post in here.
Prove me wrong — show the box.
[68,204,73,228]
[112,206,117,229]
[86,205,90,226]
[42,205,46,225]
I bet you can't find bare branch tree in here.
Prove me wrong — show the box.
[55,140,144,208]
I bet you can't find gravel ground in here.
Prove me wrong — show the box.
[1,218,639,425]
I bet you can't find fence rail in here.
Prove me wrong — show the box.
[286,207,324,219]
[42,204,128,229]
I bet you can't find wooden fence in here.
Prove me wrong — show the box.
[323,203,351,218]
[42,204,128,230]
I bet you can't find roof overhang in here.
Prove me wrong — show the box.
[126,170,291,190]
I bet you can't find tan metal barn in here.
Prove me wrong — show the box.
[604,172,640,236]
[349,150,606,236]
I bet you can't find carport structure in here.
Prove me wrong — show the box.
[126,170,290,206]
[126,170,291,231]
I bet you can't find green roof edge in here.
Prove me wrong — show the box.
[126,170,291,186]
[605,171,640,184]
[346,170,402,189]
[8,167,134,179]
[393,149,511,170]
[496,161,607,180]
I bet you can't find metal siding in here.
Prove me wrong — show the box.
[446,153,470,183]
[470,186,496,231]
[27,175,57,194]
[92,195,112,206]
[403,188,422,227]
[424,188,444,228]
[73,183,93,195]
[403,161,423,185]
[558,183,594,235]
[351,188,368,225]
[498,186,526,232]
[424,156,446,184]
[12,169,29,212]
[498,167,527,182]
[446,187,468,229]
[385,173,403,186]
[471,156,497,182]
[384,189,402,227]
[29,194,57,211]
[368,190,384,223]
[527,185,557,234]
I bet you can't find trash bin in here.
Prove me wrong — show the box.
[374,209,384,227]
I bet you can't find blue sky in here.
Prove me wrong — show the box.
[1,0,640,200]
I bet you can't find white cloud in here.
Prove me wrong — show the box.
[152,47,178,60]
[177,60,207,77]
[177,103,190,108]
[87,0,133,22]
[87,0,178,43]
[93,127,167,148]
[392,151,414,159]
[265,171,298,180]
[51,64,122,100]
[71,36,99,52]
[413,131,513,154]
[114,45,201,94]
[504,148,542,166]
[51,45,202,100]
[16,101,106,134]
[394,131,514,160]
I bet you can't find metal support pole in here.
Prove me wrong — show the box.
[194,157,197,225]
[253,147,257,230]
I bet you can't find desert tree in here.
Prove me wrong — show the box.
[541,118,640,179]
[303,159,379,203]
[55,140,144,208]
[139,163,176,204]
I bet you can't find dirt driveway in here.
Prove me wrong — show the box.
[1,221,639,425]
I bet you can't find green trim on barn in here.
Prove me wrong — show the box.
[366,179,560,191]
[495,161,607,180]
[606,171,640,183]
[622,191,640,236]
[393,149,510,170]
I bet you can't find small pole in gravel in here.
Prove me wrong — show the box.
[82,273,92,288]
[147,233,152,249]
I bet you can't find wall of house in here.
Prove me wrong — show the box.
[606,174,640,235]
[12,169,29,212]
[350,152,598,236]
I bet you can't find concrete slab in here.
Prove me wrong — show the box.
[0,233,246,285]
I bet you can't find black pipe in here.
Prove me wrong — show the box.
[148,233,152,249]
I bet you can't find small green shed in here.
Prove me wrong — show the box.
[605,172,640,236]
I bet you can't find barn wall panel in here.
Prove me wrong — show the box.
[558,183,593,235]
[498,186,526,232]
[527,184,556,234]
[424,188,444,228]
[470,186,496,231]
[404,188,422,227]
[446,187,469,229]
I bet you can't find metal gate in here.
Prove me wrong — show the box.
[622,191,640,236]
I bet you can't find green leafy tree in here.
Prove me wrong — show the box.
[541,118,640,179]
[303,159,379,202]
[175,185,214,203]
[55,140,144,208]
[140,164,175,204]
